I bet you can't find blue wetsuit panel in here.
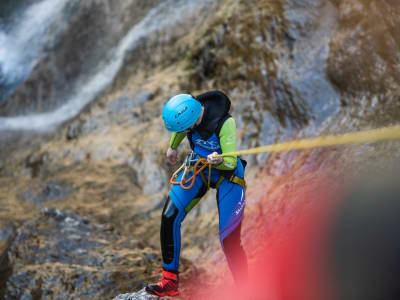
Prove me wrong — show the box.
[163,130,245,271]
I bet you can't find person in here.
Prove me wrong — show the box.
[145,90,248,297]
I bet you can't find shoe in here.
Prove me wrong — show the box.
[145,268,180,297]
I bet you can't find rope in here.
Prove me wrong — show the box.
[216,125,400,158]
[170,125,400,190]
[170,158,210,190]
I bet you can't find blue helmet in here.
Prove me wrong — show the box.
[162,94,202,132]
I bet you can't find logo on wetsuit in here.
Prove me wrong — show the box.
[235,190,245,215]
[193,138,220,151]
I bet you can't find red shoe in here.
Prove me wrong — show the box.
[145,268,180,297]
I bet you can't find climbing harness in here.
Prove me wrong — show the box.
[170,125,400,190]
[170,151,246,190]
[170,152,210,190]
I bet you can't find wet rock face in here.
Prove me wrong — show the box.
[4,208,158,299]
[66,89,154,141]
[183,0,341,151]
[0,0,160,116]
[0,0,31,22]
[328,0,400,95]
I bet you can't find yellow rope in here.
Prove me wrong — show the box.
[216,125,400,157]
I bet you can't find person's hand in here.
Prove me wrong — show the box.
[207,152,223,165]
[166,147,178,165]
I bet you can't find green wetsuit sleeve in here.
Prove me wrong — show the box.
[169,132,186,149]
[215,117,238,171]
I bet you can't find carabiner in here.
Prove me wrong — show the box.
[170,152,210,190]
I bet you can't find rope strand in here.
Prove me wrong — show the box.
[170,125,400,189]
[216,125,400,157]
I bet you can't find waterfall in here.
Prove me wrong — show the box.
[0,0,214,132]
[0,0,70,102]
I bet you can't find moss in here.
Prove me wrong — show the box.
[182,0,284,89]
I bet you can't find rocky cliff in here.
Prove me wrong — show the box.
[0,0,399,299]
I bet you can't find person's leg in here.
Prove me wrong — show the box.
[221,221,248,286]
[160,196,185,272]
[217,180,248,286]
[161,173,208,271]
[147,170,207,296]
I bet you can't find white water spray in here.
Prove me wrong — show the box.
[0,0,69,88]
[0,0,214,132]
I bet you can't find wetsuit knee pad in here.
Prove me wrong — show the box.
[161,196,179,264]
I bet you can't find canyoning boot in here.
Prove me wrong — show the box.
[145,268,179,297]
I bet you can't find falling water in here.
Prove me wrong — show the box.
[0,0,70,102]
[0,0,215,132]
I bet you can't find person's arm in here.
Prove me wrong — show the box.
[214,117,238,170]
[169,132,186,149]
[166,132,186,165]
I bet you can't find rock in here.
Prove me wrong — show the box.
[21,181,75,206]
[4,208,157,299]
[0,222,16,297]
[0,222,16,253]
[25,152,49,178]
[328,0,400,95]
[2,0,400,298]
[127,153,168,195]
[113,288,165,300]
[65,89,154,141]
[66,120,83,140]
[107,90,153,115]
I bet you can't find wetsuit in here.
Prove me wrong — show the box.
[161,91,248,284]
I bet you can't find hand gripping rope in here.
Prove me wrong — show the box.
[170,125,400,189]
